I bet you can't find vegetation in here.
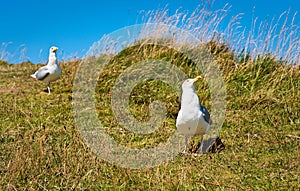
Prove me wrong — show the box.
[1,2,300,190]
[1,40,299,190]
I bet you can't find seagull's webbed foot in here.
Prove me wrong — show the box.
[181,148,188,155]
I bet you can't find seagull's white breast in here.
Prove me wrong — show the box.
[176,109,207,136]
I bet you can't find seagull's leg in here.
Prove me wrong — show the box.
[47,82,51,94]
[198,124,213,154]
[198,136,213,154]
[183,136,189,154]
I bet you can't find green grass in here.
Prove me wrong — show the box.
[1,43,300,190]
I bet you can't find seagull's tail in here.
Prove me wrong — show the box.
[30,74,37,79]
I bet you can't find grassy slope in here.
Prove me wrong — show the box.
[0,44,299,190]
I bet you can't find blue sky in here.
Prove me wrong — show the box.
[1,0,299,63]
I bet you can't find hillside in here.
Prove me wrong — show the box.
[1,43,300,190]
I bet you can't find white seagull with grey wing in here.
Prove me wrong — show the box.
[176,76,212,154]
[31,46,61,94]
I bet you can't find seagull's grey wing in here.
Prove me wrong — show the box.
[35,67,50,80]
[200,106,211,124]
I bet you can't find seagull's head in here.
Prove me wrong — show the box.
[182,76,202,90]
[49,46,59,53]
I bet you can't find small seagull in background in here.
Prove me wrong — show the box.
[31,46,61,94]
[176,76,212,154]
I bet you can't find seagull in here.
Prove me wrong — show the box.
[176,76,212,154]
[31,46,61,94]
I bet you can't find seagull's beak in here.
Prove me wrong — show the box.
[53,47,59,52]
[193,76,202,82]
